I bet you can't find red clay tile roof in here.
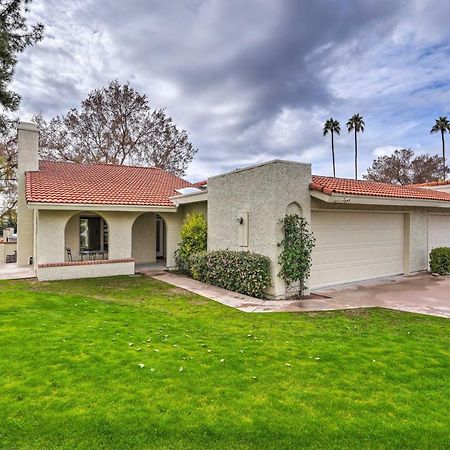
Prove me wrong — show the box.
[408,180,450,187]
[192,179,207,188]
[310,175,450,202]
[26,161,192,207]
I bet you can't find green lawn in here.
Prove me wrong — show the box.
[0,276,449,449]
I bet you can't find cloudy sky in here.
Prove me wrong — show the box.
[12,0,450,181]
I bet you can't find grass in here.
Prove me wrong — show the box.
[0,275,449,449]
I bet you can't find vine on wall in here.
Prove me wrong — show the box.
[278,214,315,298]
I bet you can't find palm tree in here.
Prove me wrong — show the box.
[346,113,365,180]
[323,118,340,177]
[430,116,450,180]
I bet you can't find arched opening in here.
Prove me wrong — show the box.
[286,202,303,216]
[131,212,165,266]
[64,212,109,261]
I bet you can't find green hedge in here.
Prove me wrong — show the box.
[188,250,271,298]
[429,247,450,275]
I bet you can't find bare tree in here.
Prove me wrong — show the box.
[364,148,447,185]
[36,80,197,176]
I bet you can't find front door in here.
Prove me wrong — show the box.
[156,216,165,259]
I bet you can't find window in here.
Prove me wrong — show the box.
[80,216,108,251]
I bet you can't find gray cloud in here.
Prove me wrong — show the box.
[12,0,450,180]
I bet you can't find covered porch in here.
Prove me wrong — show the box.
[32,206,186,281]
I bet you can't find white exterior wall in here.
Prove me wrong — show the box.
[132,213,157,263]
[17,122,39,266]
[65,213,80,259]
[208,160,311,299]
[37,261,134,281]
[408,208,429,272]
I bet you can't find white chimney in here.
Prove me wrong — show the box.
[16,121,39,266]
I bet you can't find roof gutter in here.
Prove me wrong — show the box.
[310,190,450,209]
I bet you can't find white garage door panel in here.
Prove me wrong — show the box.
[428,214,450,251]
[310,211,404,289]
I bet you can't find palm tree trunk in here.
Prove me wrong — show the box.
[331,131,336,178]
[442,130,446,180]
[354,130,358,180]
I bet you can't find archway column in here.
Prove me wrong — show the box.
[36,210,74,265]
[131,212,157,264]
[101,211,138,260]
[158,212,184,268]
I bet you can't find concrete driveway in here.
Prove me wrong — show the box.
[146,268,449,318]
[314,274,450,318]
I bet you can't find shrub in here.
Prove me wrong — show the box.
[429,247,450,275]
[189,251,208,281]
[189,250,271,298]
[175,212,207,274]
[278,214,315,298]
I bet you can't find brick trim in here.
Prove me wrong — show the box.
[38,258,134,269]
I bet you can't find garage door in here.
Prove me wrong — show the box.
[310,211,404,290]
[428,214,450,252]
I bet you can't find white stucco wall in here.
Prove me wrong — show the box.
[65,213,80,259]
[208,160,312,299]
[37,261,135,281]
[132,213,156,263]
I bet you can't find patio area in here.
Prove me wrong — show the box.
[0,263,35,280]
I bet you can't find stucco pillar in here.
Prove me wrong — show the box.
[131,212,157,263]
[17,122,39,266]
[36,210,71,264]
[159,212,184,269]
[102,212,136,260]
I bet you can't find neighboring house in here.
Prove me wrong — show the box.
[15,122,450,298]
[0,228,17,264]
[409,180,450,193]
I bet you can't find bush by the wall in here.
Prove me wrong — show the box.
[429,247,450,275]
[189,251,208,281]
[189,250,271,298]
[175,212,207,274]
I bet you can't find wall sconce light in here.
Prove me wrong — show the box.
[237,216,244,224]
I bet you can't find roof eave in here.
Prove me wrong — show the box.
[26,202,178,213]
[310,190,450,208]
[171,190,208,205]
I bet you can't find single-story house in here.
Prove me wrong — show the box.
[15,122,450,298]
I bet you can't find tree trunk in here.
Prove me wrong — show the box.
[331,131,336,178]
[442,130,446,180]
[354,130,358,180]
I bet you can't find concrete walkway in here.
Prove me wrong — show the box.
[0,263,36,280]
[138,266,450,318]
